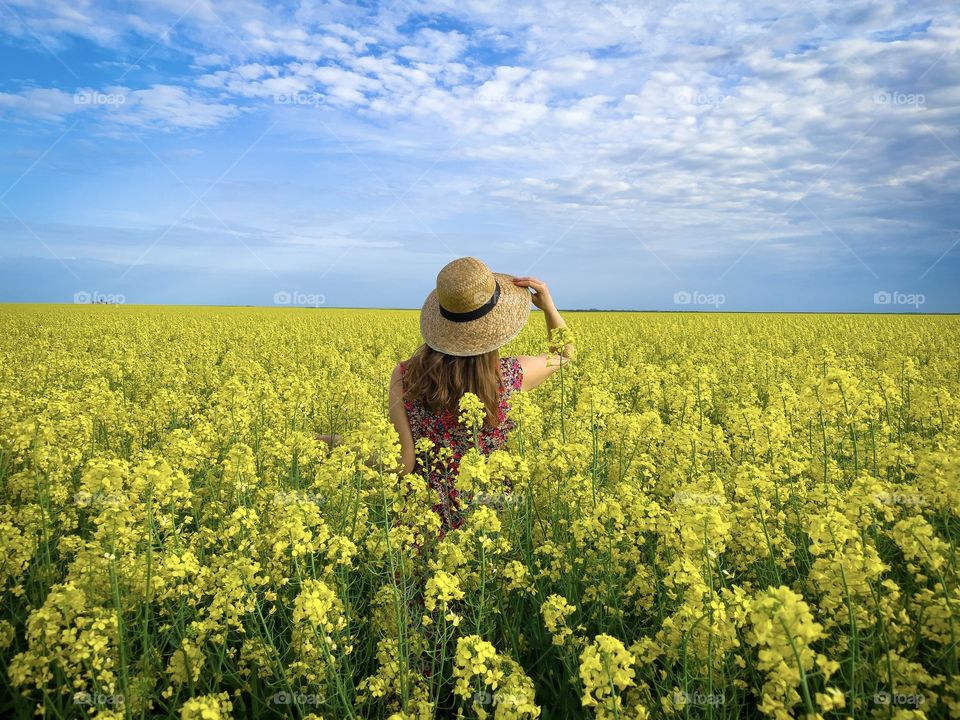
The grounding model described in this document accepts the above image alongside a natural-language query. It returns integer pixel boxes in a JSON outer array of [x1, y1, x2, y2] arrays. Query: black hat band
[[439, 281, 501, 322]]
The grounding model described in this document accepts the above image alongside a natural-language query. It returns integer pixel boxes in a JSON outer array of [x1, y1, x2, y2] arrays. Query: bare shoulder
[[389, 363, 409, 408], [391, 362, 408, 389], [515, 355, 538, 371]]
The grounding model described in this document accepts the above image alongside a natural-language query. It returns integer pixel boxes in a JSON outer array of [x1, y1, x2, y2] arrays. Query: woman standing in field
[[390, 256, 575, 534], [322, 257, 575, 533]]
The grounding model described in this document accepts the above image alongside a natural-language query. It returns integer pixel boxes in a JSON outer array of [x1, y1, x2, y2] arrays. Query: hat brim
[[420, 273, 532, 356]]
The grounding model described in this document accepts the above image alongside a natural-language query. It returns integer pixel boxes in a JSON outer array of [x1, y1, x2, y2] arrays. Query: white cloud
[[124, 84, 240, 129], [398, 29, 468, 64], [0, 87, 77, 122]]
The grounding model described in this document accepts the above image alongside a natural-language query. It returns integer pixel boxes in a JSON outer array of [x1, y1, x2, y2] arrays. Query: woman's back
[[400, 356, 523, 457], [379, 257, 575, 536], [399, 356, 523, 533]]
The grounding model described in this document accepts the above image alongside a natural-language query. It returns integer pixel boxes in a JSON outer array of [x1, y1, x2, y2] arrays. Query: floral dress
[[398, 356, 523, 535]]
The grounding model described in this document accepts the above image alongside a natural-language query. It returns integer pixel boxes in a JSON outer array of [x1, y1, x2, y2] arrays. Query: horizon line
[[1, 302, 958, 316]]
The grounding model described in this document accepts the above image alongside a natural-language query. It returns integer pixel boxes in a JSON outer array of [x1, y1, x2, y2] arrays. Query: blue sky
[[1, 0, 958, 311]]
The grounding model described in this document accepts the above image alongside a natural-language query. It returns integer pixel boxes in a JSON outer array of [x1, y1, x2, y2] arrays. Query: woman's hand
[[512, 276, 555, 311], [513, 275, 574, 391]]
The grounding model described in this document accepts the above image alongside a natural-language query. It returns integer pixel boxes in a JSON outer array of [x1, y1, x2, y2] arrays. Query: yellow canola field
[[1, 305, 958, 720]]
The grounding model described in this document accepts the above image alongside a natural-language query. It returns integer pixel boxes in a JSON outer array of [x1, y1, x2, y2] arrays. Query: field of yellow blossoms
[[1, 305, 958, 720]]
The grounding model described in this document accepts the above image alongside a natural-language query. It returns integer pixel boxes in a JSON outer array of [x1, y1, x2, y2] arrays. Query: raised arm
[[511, 276, 575, 391]]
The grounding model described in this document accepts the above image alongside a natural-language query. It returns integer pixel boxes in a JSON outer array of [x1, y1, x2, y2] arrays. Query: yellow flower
[[458, 392, 487, 435], [293, 578, 344, 635], [424, 570, 465, 613], [180, 692, 233, 720], [579, 634, 636, 719], [746, 586, 834, 719], [453, 635, 540, 719], [540, 594, 576, 646]]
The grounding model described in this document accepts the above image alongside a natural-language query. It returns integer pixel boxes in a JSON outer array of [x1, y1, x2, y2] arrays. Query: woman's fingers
[[315, 433, 340, 449], [513, 276, 547, 293]]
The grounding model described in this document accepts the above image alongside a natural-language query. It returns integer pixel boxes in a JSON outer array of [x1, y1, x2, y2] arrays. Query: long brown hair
[[403, 345, 503, 427]]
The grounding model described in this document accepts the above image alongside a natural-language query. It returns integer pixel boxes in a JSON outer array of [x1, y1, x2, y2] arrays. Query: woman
[[389, 256, 575, 533], [319, 257, 573, 531]]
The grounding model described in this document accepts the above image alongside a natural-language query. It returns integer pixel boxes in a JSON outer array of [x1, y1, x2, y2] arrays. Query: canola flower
[[578, 634, 638, 718], [540, 594, 577, 647], [0, 305, 958, 718]]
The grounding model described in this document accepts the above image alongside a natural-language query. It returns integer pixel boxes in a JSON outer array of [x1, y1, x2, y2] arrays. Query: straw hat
[[420, 257, 532, 356]]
